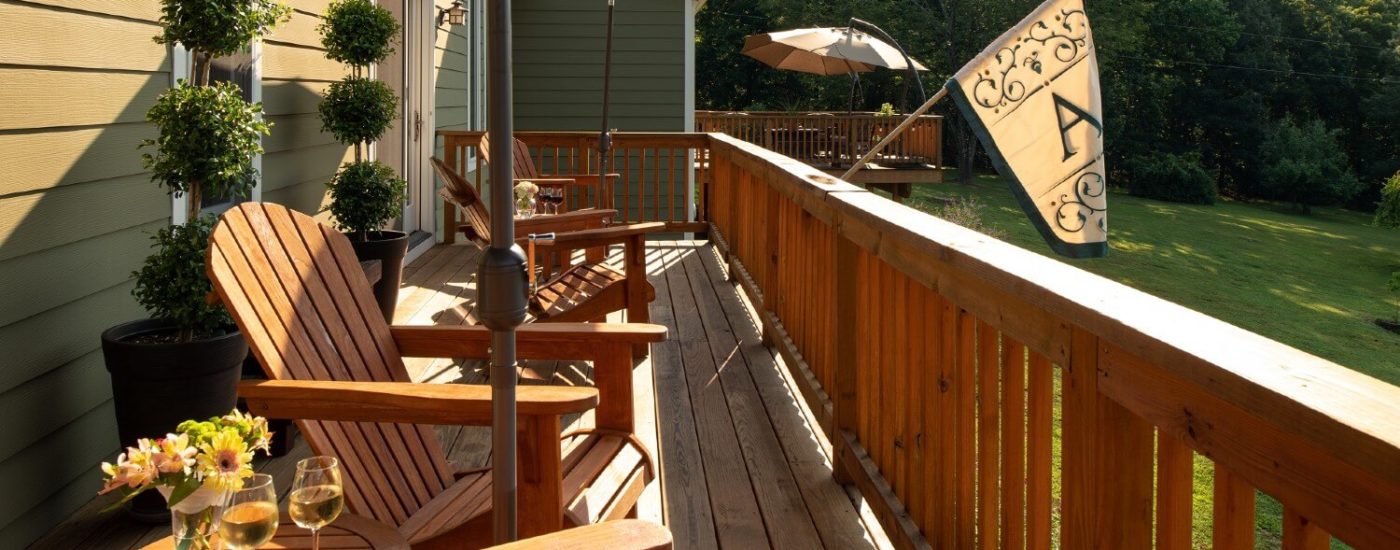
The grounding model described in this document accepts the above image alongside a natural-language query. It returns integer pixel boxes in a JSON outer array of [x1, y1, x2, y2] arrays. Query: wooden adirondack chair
[[479, 134, 620, 212], [207, 202, 665, 549], [431, 157, 658, 325]]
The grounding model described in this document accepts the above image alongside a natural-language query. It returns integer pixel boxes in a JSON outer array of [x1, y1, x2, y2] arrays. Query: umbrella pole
[[598, 0, 616, 204], [845, 70, 858, 167], [847, 17, 925, 103], [841, 86, 947, 181], [481, 0, 526, 544]]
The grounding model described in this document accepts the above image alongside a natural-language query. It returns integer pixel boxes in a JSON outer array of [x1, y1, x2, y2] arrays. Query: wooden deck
[[30, 241, 888, 550]]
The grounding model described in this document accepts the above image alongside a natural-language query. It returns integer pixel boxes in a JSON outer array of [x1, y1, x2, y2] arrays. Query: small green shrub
[[1389, 271, 1400, 323], [1257, 117, 1362, 213], [931, 197, 1007, 240], [132, 215, 231, 340], [141, 80, 272, 203], [875, 102, 898, 117], [319, 0, 400, 66], [1124, 151, 1218, 205], [318, 76, 397, 147], [154, 0, 290, 58], [1374, 171, 1400, 228], [327, 161, 407, 240]]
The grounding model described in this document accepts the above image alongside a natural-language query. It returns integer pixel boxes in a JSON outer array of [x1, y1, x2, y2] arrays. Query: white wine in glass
[[220, 473, 278, 549], [291, 456, 343, 550]]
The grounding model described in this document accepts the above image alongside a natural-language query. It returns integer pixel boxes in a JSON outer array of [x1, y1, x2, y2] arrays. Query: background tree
[[695, 0, 1400, 211]]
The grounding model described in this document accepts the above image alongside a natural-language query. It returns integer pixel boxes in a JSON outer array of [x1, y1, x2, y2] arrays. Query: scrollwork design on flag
[[971, 8, 1090, 111], [1055, 170, 1107, 234]]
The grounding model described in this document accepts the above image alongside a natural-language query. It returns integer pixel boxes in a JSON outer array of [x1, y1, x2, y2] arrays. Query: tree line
[[697, 0, 1400, 213]]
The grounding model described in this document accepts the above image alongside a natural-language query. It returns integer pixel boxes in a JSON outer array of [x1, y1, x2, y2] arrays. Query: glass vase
[[161, 486, 227, 550]]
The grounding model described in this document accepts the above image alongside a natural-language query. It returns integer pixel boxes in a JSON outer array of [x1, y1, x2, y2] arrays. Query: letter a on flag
[[946, 0, 1107, 258]]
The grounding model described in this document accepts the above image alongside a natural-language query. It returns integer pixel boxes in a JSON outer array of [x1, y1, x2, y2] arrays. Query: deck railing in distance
[[437, 131, 711, 243], [696, 110, 943, 169], [703, 131, 1400, 549]]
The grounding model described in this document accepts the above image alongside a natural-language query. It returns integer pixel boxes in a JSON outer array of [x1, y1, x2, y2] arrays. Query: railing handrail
[[697, 110, 944, 120], [704, 130, 1400, 547]]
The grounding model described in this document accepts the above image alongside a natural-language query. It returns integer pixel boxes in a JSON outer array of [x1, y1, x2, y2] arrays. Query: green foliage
[[326, 161, 407, 239], [318, 77, 397, 147], [154, 0, 290, 58], [319, 0, 400, 67], [141, 81, 271, 201], [1389, 271, 1400, 322], [1258, 117, 1362, 213], [131, 216, 231, 340], [1125, 152, 1218, 205], [875, 102, 897, 117], [1375, 172, 1400, 228]]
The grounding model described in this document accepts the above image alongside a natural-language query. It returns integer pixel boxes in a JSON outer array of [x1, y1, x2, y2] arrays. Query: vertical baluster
[[956, 310, 978, 545], [1282, 508, 1329, 549], [1001, 336, 1027, 550], [1212, 464, 1256, 550], [668, 148, 677, 222], [1156, 432, 1194, 550], [891, 271, 909, 501], [1027, 351, 1052, 550], [935, 296, 957, 548], [977, 321, 1001, 550]]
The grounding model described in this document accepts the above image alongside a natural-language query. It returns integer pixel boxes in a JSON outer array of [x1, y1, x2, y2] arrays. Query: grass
[[899, 174, 1400, 548], [904, 174, 1400, 385]]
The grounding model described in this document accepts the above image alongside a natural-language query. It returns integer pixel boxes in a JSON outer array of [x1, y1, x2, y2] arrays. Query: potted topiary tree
[[99, 0, 288, 522], [318, 0, 408, 320]]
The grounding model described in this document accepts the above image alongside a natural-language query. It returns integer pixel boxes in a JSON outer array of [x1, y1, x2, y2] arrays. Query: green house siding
[[0, 1, 350, 546], [0, 2, 170, 546], [512, 0, 689, 132]]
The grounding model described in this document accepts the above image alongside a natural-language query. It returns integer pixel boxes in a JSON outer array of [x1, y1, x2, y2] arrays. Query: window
[[170, 43, 263, 223]]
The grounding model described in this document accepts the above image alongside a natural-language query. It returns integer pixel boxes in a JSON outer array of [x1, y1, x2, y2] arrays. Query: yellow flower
[[151, 433, 197, 475], [196, 429, 253, 493]]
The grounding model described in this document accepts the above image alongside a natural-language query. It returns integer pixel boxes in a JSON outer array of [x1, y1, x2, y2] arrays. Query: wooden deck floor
[[31, 241, 888, 550]]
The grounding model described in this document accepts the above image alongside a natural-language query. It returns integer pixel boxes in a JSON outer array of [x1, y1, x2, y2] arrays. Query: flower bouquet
[[514, 180, 540, 218], [99, 409, 273, 549]]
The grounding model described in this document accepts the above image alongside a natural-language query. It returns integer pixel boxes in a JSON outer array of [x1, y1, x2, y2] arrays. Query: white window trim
[[170, 41, 264, 225]]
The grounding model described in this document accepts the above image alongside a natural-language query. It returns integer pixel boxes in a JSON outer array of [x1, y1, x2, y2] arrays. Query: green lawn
[[903, 174, 1400, 385]]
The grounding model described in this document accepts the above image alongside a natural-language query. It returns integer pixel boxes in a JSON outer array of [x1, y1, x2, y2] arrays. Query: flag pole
[[840, 86, 947, 181]]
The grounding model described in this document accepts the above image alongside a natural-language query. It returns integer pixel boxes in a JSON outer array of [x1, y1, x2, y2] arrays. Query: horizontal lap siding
[[433, 0, 478, 237], [0, 1, 344, 546], [511, 0, 688, 222], [0, 2, 169, 547]]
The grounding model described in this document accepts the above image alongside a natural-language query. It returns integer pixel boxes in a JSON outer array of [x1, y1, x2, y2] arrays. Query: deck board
[[31, 241, 887, 550]]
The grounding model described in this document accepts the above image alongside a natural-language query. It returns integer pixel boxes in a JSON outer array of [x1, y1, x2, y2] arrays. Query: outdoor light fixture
[[438, 0, 467, 26]]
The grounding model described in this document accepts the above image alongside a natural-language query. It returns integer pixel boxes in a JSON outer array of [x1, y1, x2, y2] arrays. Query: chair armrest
[[516, 177, 579, 186], [516, 209, 617, 235], [486, 520, 673, 550], [238, 380, 597, 425], [534, 222, 666, 249], [390, 323, 667, 360]]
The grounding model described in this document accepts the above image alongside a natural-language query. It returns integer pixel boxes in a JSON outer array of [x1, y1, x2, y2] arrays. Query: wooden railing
[[696, 111, 943, 168], [703, 131, 1400, 549], [437, 131, 710, 242]]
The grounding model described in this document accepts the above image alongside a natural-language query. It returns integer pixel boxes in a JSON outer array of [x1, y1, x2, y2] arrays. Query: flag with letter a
[[946, 0, 1107, 258]]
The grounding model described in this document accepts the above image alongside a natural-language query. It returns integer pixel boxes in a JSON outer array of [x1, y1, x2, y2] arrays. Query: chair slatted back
[[207, 202, 457, 528], [431, 156, 493, 246], [479, 133, 542, 180]]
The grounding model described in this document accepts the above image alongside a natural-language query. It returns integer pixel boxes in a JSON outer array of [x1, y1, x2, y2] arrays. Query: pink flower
[[150, 433, 197, 475], [98, 440, 158, 495]]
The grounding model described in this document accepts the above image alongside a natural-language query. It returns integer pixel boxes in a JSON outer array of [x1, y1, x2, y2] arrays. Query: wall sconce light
[[438, 0, 467, 26]]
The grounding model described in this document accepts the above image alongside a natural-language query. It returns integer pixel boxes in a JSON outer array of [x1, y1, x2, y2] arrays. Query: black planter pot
[[347, 230, 409, 322], [101, 318, 247, 522]]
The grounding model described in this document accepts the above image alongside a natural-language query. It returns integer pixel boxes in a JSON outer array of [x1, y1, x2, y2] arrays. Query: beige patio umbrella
[[741, 27, 928, 76]]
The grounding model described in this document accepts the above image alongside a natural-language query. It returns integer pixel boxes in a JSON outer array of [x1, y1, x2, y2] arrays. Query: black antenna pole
[[598, 0, 616, 201]]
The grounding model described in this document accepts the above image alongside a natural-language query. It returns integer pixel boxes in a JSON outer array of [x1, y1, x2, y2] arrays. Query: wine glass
[[219, 473, 278, 549], [290, 456, 344, 550]]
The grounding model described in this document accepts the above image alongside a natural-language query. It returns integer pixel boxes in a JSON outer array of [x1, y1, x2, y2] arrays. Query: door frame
[[405, 0, 436, 237]]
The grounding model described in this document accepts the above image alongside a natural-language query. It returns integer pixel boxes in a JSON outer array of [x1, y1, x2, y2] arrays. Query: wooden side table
[[140, 512, 407, 550]]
